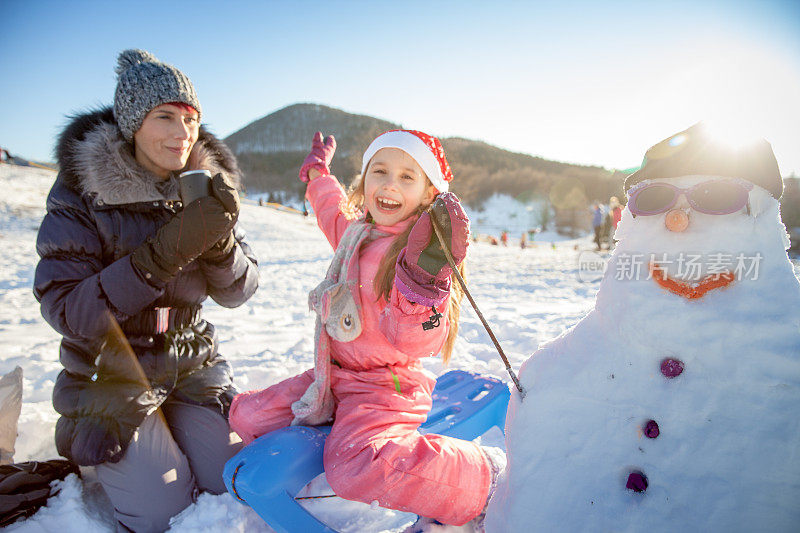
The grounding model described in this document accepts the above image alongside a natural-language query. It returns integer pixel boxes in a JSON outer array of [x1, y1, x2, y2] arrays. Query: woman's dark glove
[[132, 174, 238, 284], [207, 172, 240, 218], [199, 231, 236, 262], [199, 174, 240, 262]]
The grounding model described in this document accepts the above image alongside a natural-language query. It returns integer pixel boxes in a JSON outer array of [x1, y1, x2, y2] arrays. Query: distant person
[[33, 49, 258, 531], [501, 230, 509, 246], [608, 196, 622, 246], [520, 232, 527, 249], [600, 202, 613, 249], [230, 130, 505, 529], [592, 202, 604, 250], [610, 196, 622, 228]]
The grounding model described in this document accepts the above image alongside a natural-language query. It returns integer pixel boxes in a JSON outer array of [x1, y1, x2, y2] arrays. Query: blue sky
[[2, 0, 799, 174]]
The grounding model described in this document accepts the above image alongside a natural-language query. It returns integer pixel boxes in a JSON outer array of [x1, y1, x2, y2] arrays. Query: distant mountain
[[224, 104, 395, 203], [224, 103, 626, 215]]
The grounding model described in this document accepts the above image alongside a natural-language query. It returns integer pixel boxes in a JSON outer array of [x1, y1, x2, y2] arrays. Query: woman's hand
[[132, 174, 238, 283], [299, 131, 336, 182], [395, 192, 470, 306]]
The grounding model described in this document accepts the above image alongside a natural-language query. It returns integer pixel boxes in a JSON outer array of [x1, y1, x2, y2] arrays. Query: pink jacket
[[306, 174, 449, 372], [230, 175, 491, 525]]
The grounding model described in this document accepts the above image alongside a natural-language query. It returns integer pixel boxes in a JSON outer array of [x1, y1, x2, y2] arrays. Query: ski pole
[[428, 210, 526, 399]]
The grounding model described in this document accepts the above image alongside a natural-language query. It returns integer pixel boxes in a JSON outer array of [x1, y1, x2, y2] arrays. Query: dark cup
[[179, 170, 212, 205]]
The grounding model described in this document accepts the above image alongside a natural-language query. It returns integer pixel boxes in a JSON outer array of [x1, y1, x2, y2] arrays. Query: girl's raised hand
[[299, 131, 337, 182], [395, 192, 470, 306]]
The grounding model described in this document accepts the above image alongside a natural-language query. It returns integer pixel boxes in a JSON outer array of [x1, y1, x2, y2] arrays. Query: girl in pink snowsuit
[[230, 130, 503, 526]]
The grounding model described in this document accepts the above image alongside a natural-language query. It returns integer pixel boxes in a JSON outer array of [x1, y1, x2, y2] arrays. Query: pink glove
[[395, 192, 470, 307], [299, 131, 336, 182]]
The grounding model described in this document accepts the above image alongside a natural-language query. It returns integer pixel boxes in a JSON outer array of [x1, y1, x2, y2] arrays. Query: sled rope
[[294, 494, 339, 500], [428, 210, 526, 399], [230, 463, 246, 502]]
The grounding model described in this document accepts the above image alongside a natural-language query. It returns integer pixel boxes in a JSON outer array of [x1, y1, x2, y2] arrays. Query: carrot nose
[[665, 209, 689, 232]]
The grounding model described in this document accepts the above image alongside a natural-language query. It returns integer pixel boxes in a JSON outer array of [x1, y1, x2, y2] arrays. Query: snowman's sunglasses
[[628, 179, 753, 216]]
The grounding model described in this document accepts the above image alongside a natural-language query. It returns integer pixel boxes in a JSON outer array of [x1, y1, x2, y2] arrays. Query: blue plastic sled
[[223, 370, 510, 533]]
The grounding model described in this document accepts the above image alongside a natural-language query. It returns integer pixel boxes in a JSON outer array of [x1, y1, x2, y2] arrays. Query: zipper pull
[[422, 306, 443, 331]]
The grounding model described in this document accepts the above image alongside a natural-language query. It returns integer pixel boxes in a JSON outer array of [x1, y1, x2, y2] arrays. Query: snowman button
[[661, 358, 684, 378], [626, 471, 648, 492], [644, 420, 660, 438]]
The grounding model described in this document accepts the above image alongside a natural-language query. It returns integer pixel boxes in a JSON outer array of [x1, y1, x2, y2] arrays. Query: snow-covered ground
[[464, 193, 561, 243], [2, 164, 798, 532]]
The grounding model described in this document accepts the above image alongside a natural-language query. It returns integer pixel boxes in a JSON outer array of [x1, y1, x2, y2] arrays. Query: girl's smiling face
[[364, 147, 437, 226]]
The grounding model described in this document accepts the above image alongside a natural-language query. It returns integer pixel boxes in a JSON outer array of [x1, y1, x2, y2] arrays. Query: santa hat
[[361, 130, 454, 192]]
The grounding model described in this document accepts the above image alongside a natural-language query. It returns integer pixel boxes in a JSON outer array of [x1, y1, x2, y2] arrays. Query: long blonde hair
[[343, 173, 465, 365]]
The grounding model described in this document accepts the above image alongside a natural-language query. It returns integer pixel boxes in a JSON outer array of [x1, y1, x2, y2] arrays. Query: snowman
[[486, 123, 800, 532]]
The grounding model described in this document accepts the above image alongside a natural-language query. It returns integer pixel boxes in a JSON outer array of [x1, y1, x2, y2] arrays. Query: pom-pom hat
[[113, 49, 202, 142], [361, 130, 454, 193]]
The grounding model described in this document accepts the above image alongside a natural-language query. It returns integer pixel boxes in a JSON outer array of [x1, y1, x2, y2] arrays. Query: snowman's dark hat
[[625, 122, 783, 198]]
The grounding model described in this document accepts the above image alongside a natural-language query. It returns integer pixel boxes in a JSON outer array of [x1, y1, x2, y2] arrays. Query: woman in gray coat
[[34, 49, 258, 531]]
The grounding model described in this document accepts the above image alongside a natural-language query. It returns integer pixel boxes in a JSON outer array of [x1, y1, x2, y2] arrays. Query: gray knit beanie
[[113, 49, 202, 142]]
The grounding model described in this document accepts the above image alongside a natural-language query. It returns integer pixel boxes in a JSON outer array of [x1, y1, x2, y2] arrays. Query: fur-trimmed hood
[[55, 107, 242, 205]]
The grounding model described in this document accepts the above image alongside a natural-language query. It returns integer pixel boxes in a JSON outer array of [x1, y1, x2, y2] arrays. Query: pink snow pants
[[230, 364, 491, 525]]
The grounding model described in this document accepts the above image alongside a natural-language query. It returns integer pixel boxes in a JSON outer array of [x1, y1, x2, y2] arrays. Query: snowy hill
[[2, 163, 798, 532], [224, 103, 402, 199], [225, 103, 398, 157]]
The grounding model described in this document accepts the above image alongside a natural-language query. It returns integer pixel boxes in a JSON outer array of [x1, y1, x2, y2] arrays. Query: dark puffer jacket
[[34, 108, 259, 466]]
